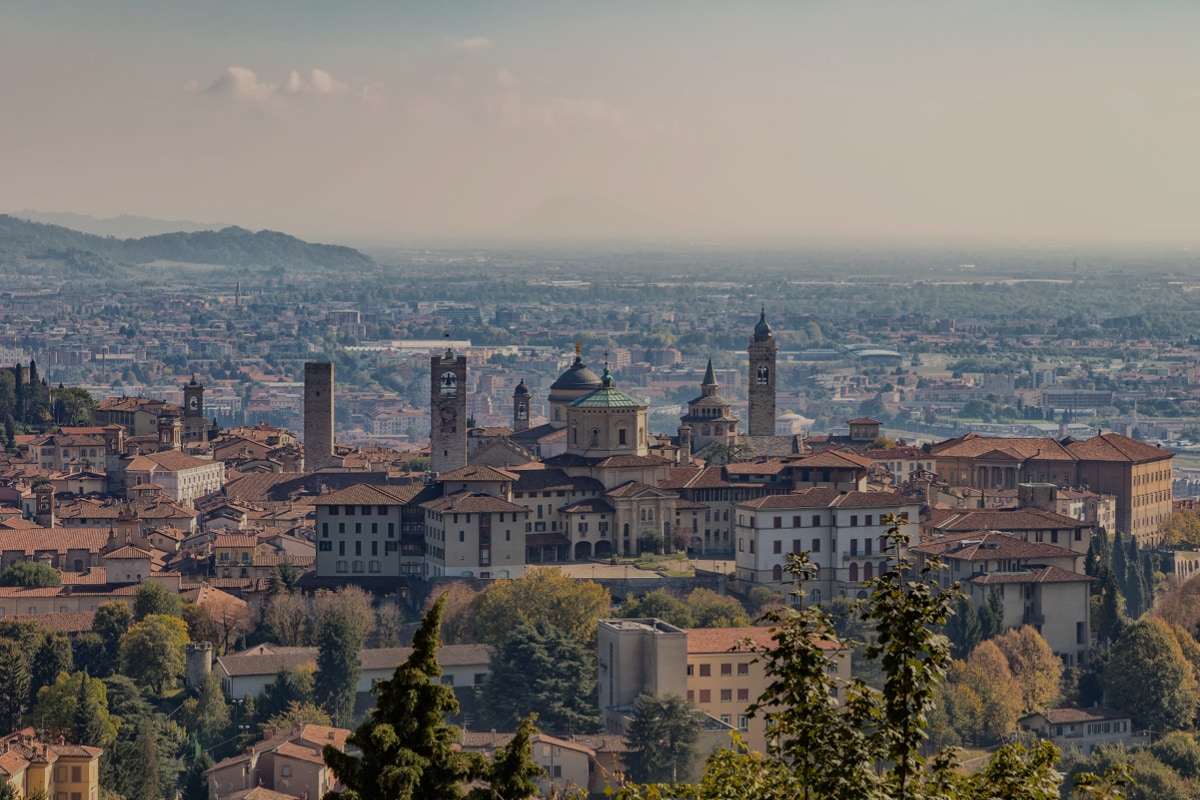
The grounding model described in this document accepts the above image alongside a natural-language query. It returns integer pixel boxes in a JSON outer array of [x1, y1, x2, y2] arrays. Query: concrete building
[[303, 362, 335, 471]]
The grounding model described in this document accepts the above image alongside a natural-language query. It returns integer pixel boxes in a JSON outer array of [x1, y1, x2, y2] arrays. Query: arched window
[[849, 562, 859, 582], [772, 564, 783, 582], [863, 562, 874, 581], [571, 424, 578, 445], [810, 588, 822, 604], [879, 560, 888, 576], [591, 428, 600, 447]]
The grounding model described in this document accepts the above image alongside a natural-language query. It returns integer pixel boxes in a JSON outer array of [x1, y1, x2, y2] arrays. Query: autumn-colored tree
[[1163, 508, 1200, 548], [992, 626, 1062, 714], [1102, 617, 1198, 732], [471, 568, 611, 647]]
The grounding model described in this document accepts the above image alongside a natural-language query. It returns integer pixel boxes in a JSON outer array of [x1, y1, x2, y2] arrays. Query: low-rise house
[[460, 731, 598, 798], [1019, 707, 1139, 753], [205, 724, 349, 800], [0, 728, 102, 800]]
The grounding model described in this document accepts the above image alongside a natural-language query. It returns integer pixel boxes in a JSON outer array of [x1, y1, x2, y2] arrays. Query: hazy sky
[[3, 1, 1200, 245]]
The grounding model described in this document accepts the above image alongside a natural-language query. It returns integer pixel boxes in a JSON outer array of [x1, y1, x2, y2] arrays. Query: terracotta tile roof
[[724, 460, 789, 476], [422, 492, 528, 514], [214, 534, 260, 549], [737, 487, 842, 510], [0, 527, 113, 555], [308, 483, 422, 506], [832, 491, 912, 508], [968, 565, 1093, 585], [1030, 706, 1129, 725], [271, 741, 326, 764], [912, 531, 1080, 560], [561, 498, 615, 514], [1066, 432, 1173, 463], [7, 611, 95, 634], [137, 450, 220, 471], [605, 481, 673, 499], [928, 508, 1090, 533], [512, 469, 577, 492], [0, 749, 28, 776], [226, 788, 300, 800], [103, 545, 153, 559], [929, 433, 1076, 461], [437, 465, 519, 482]]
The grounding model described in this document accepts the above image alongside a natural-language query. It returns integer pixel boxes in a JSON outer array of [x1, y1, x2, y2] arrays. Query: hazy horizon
[[5, 1, 1200, 248]]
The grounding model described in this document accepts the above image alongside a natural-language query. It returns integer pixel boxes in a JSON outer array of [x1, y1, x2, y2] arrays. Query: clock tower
[[183, 374, 205, 442], [430, 349, 468, 474], [748, 309, 778, 436]]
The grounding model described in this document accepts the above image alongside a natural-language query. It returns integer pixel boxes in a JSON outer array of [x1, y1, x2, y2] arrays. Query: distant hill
[[0, 214, 375, 275], [12, 210, 227, 238]]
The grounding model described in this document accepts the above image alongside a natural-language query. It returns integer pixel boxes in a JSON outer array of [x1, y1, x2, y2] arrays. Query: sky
[[2, 1, 1200, 246]]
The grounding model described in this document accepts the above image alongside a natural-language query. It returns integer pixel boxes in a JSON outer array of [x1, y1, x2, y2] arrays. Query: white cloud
[[206, 66, 278, 102], [203, 66, 361, 105], [451, 36, 494, 51]]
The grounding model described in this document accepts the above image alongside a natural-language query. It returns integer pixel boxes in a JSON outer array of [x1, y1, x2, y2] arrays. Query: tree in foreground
[[622, 691, 701, 784], [119, 613, 189, 694], [322, 593, 541, 800], [0, 561, 61, 587], [616, 519, 1128, 800]]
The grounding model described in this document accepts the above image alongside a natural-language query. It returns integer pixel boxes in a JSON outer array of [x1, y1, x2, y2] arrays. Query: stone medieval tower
[[304, 361, 335, 470], [747, 309, 778, 436], [431, 349, 468, 473], [183, 375, 205, 443]]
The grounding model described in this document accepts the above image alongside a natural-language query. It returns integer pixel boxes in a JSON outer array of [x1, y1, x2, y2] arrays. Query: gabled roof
[[437, 465, 519, 482], [927, 507, 1091, 533], [605, 481, 676, 500], [421, 491, 527, 514], [968, 565, 1093, 585], [1066, 432, 1173, 463], [912, 531, 1079, 561], [309, 483, 423, 506], [102, 545, 153, 560]]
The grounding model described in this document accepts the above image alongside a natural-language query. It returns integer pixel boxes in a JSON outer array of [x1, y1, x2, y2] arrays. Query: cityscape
[[4, 2, 1200, 799]]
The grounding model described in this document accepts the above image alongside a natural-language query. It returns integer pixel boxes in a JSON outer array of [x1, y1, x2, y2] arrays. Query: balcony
[[1024, 611, 1045, 626]]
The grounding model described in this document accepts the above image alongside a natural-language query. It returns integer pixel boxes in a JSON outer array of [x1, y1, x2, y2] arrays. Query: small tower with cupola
[[748, 309, 778, 436]]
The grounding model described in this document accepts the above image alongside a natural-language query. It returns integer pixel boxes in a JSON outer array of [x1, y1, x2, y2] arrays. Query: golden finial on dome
[[575, 339, 583, 358]]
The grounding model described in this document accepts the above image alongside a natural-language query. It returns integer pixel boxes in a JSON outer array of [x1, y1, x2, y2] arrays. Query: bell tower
[[748, 308, 778, 436], [430, 349, 468, 474], [512, 379, 531, 432], [183, 374, 205, 442]]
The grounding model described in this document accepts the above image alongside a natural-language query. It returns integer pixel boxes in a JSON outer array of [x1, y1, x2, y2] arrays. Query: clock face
[[440, 371, 458, 394]]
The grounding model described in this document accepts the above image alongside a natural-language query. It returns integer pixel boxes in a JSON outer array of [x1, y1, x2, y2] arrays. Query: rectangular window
[[737, 688, 749, 702], [721, 663, 732, 676], [773, 517, 782, 529], [720, 689, 732, 703], [338, 522, 345, 534], [388, 522, 395, 537], [737, 663, 749, 676], [700, 663, 711, 677], [372, 522, 378, 534], [319, 541, 332, 551], [355, 522, 362, 534], [687, 690, 694, 702], [686, 664, 694, 676], [737, 714, 748, 730], [345, 505, 355, 516], [322, 523, 328, 537], [330, 505, 339, 515], [699, 689, 711, 703], [865, 515, 873, 526], [812, 514, 821, 526], [355, 541, 362, 556], [377, 505, 388, 516], [338, 541, 345, 556], [812, 538, 820, 553], [793, 515, 802, 527], [773, 540, 782, 554], [361, 505, 371, 516], [459, 531, 465, 542], [850, 515, 858, 526]]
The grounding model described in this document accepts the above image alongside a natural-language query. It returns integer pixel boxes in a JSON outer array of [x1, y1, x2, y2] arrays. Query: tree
[[0, 639, 30, 731], [622, 691, 701, 784], [992, 626, 1062, 714], [263, 591, 311, 647], [0, 561, 61, 587], [93, 601, 133, 665], [1095, 566, 1125, 644], [133, 580, 182, 620], [470, 568, 612, 647], [71, 632, 109, 678], [264, 700, 331, 732], [181, 601, 220, 648], [687, 588, 751, 628], [181, 752, 214, 800], [979, 589, 1006, 640], [945, 596, 982, 660], [267, 559, 301, 597], [1102, 617, 1198, 732], [180, 671, 230, 748], [480, 621, 600, 735], [472, 715, 543, 800], [314, 594, 369, 725], [257, 667, 317, 726], [119, 614, 189, 694], [30, 630, 73, 702], [1164, 509, 1200, 549], [29, 671, 118, 748], [617, 589, 694, 628], [428, 582, 481, 645], [322, 594, 488, 800], [949, 641, 1023, 743]]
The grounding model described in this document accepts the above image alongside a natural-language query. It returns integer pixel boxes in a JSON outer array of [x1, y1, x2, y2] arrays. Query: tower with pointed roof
[[183, 374, 206, 443], [748, 309, 778, 436], [678, 358, 739, 455], [431, 348, 468, 473], [512, 379, 531, 433]]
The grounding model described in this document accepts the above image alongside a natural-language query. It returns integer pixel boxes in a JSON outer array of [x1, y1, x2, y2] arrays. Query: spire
[[702, 358, 717, 387], [754, 308, 772, 339]]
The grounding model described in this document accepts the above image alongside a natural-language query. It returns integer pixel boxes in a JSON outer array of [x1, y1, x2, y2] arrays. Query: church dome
[[754, 309, 772, 338], [513, 379, 531, 397], [550, 357, 602, 393]]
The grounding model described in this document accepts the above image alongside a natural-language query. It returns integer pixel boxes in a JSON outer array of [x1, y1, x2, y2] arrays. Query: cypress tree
[[0, 639, 30, 732], [945, 596, 983, 660], [1111, 530, 1128, 599]]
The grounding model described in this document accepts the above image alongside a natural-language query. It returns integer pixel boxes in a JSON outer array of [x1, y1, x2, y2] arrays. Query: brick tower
[[512, 378, 531, 433], [431, 349, 468, 473], [747, 309, 778, 436], [304, 361, 335, 470]]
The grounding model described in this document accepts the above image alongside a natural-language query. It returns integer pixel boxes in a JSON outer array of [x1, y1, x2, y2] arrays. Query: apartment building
[[732, 488, 921, 602]]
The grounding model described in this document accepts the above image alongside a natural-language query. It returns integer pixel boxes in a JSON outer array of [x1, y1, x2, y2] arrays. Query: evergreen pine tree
[[1095, 567, 1125, 644], [73, 671, 112, 748], [323, 594, 537, 800], [1111, 530, 1128, 598], [0, 639, 30, 731], [31, 631, 73, 704], [979, 591, 1006, 640], [945, 596, 983, 660], [133, 717, 160, 800]]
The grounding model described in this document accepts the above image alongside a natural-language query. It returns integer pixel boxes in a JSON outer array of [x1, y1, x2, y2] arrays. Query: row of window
[[327, 505, 392, 516], [687, 662, 750, 677], [333, 560, 383, 573], [688, 688, 751, 704]]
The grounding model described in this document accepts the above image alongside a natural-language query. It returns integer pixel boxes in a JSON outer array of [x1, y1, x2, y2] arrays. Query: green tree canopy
[[1102, 617, 1198, 732], [480, 620, 600, 735], [470, 568, 612, 647], [30, 670, 119, 748], [0, 561, 61, 587], [119, 614, 189, 694], [133, 580, 183, 620], [622, 691, 701, 784]]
